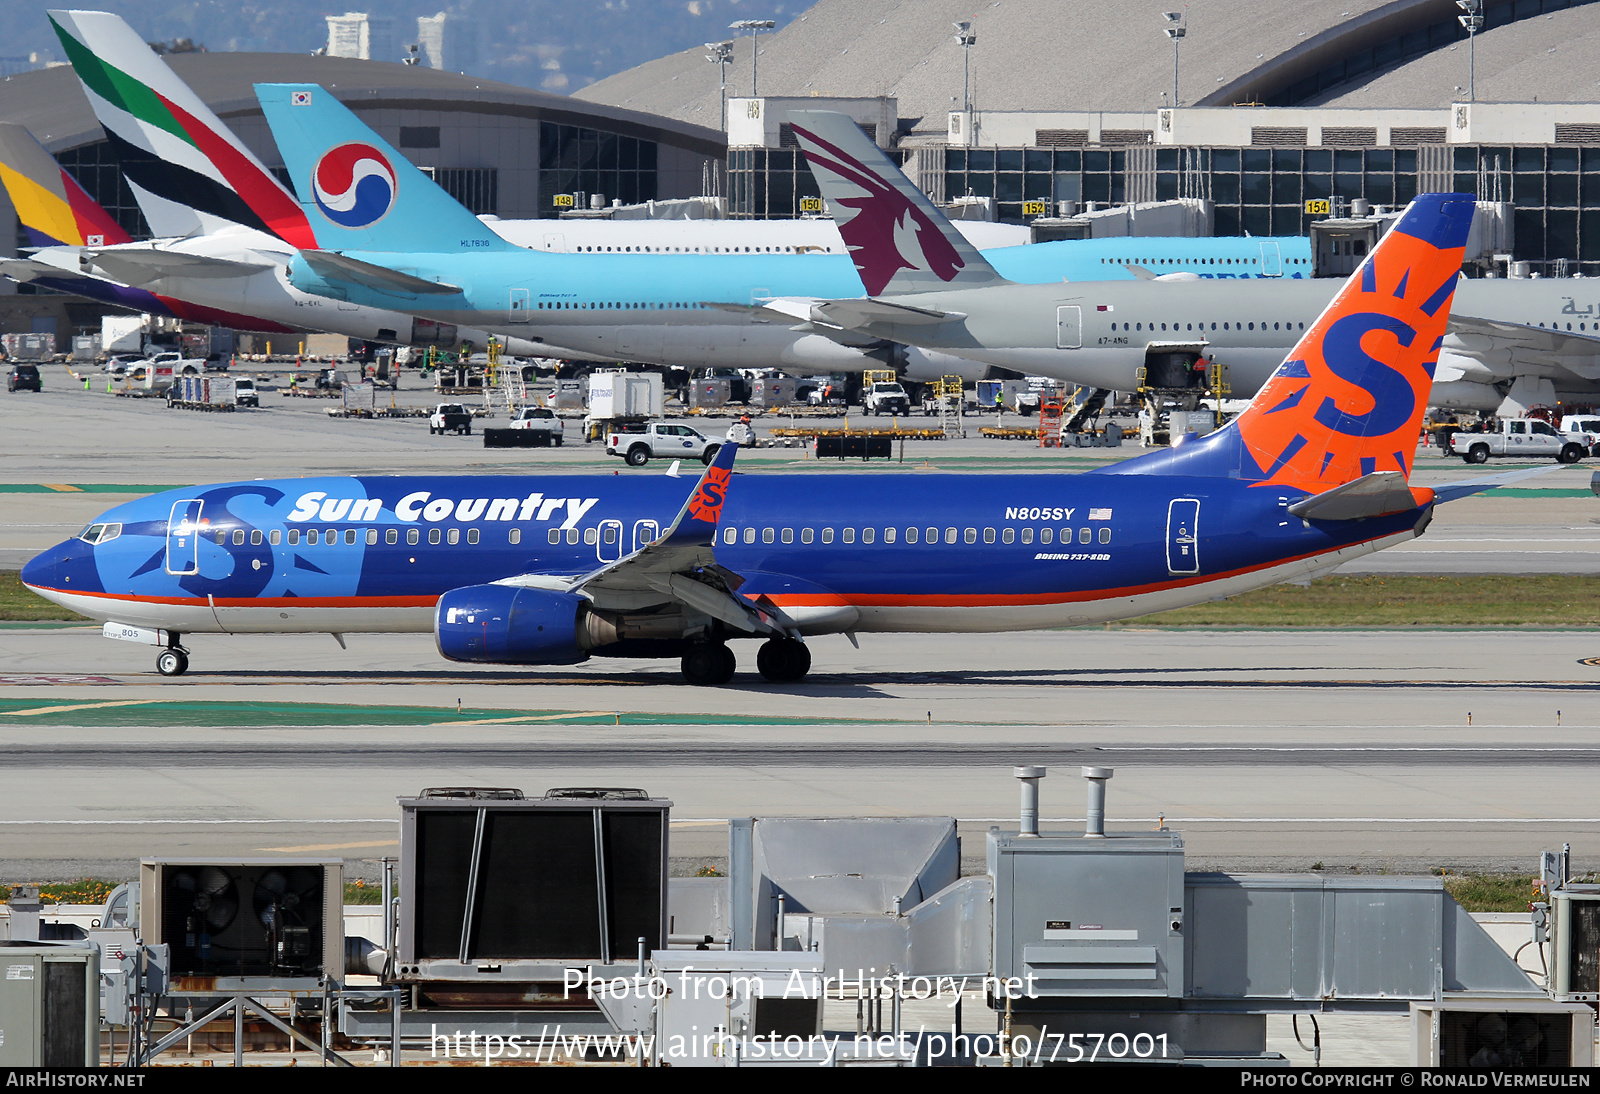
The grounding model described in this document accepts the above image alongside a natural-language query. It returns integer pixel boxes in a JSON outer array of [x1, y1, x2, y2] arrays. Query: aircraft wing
[[501, 440, 798, 638], [741, 295, 963, 332], [301, 249, 462, 296], [1446, 313, 1600, 382], [0, 257, 72, 281], [86, 248, 273, 284]]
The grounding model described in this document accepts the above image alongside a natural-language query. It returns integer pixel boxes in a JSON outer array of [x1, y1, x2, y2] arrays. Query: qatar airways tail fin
[[786, 109, 1005, 296], [48, 9, 316, 246], [256, 83, 512, 255], [1107, 192, 1476, 499], [0, 123, 130, 248]]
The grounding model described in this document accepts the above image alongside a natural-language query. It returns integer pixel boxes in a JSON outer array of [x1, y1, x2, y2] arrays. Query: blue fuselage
[[23, 467, 1421, 647]]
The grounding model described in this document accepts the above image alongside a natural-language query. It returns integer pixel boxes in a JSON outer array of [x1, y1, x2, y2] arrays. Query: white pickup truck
[[507, 406, 563, 444], [1451, 418, 1588, 464], [606, 421, 721, 466]]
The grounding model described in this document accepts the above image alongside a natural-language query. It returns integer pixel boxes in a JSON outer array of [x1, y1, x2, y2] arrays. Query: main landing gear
[[679, 638, 813, 685], [756, 637, 811, 683], [156, 634, 189, 677]]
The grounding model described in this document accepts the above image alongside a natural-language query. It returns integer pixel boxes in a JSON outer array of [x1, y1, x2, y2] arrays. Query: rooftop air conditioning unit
[[1552, 886, 1600, 1002], [139, 859, 342, 990]]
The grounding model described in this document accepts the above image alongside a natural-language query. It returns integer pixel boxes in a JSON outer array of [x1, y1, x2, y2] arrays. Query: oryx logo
[[311, 143, 397, 229]]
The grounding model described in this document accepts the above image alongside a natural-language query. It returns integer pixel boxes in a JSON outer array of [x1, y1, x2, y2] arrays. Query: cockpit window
[[78, 523, 122, 545]]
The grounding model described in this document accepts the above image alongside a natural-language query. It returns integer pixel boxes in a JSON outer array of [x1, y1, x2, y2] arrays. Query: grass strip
[[1133, 575, 1600, 628], [0, 571, 89, 621]]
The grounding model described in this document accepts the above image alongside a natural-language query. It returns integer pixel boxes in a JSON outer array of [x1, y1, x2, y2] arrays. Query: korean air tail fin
[[48, 9, 316, 246], [256, 83, 512, 254], [1105, 192, 1476, 498], [786, 110, 1006, 296], [0, 123, 129, 248]]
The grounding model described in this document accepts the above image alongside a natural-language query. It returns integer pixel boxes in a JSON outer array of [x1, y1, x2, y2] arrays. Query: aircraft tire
[[757, 638, 810, 683], [681, 642, 729, 686], [156, 648, 189, 677], [713, 644, 737, 685]]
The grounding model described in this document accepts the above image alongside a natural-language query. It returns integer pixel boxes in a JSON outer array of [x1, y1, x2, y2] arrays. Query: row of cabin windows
[[538, 300, 707, 310], [1097, 256, 1310, 267], [722, 526, 1113, 546], [218, 525, 622, 548], [571, 244, 828, 254], [1114, 321, 1308, 333]]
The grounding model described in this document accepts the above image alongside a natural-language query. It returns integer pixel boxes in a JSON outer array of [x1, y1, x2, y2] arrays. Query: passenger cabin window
[[386, 529, 398, 544], [822, 528, 835, 544], [250, 530, 263, 546], [548, 529, 561, 544], [1002, 528, 1015, 544], [744, 527, 757, 544], [584, 528, 598, 545], [407, 529, 419, 545], [566, 528, 580, 545], [1040, 528, 1053, 544], [781, 528, 794, 544], [216, 530, 227, 545], [964, 528, 977, 544], [801, 528, 814, 544], [1021, 527, 1034, 544], [346, 529, 358, 545], [983, 528, 996, 544], [467, 529, 480, 545], [509, 528, 521, 545], [906, 527, 919, 544], [945, 528, 957, 544], [883, 527, 896, 544], [307, 530, 319, 545], [842, 528, 855, 544], [429, 529, 442, 545], [861, 528, 874, 544], [763, 528, 775, 544], [449, 529, 461, 545], [724, 528, 737, 545], [289, 529, 301, 545], [270, 530, 282, 546], [1099, 527, 1112, 544]]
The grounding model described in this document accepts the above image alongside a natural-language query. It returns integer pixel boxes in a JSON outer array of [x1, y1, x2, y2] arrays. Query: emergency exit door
[[1055, 305, 1082, 349], [165, 500, 203, 576], [1166, 499, 1200, 574]]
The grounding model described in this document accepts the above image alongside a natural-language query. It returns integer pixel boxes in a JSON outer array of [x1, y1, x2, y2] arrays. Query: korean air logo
[[311, 143, 397, 229]]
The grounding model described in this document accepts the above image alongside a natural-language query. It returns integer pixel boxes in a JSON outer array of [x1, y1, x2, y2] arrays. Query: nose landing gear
[[156, 635, 189, 677]]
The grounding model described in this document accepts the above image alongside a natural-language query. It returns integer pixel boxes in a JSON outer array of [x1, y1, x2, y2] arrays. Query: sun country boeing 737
[[21, 192, 1545, 685]]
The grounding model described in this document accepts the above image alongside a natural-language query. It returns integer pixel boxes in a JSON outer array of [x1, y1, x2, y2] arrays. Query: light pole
[[705, 40, 733, 130], [1162, 12, 1186, 108], [729, 19, 775, 97], [1456, 0, 1482, 102], [953, 21, 977, 114]]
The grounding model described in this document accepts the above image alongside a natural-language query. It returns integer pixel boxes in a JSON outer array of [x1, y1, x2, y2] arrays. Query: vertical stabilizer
[[786, 109, 1004, 296], [0, 123, 130, 247], [256, 83, 511, 254], [48, 9, 316, 246], [1107, 193, 1476, 493]]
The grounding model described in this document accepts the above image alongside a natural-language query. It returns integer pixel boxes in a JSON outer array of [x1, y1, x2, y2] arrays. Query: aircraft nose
[[21, 537, 97, 595]]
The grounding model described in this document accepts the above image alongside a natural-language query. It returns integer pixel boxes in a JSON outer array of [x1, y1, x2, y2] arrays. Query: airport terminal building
[[581, 0, 1600, 275]]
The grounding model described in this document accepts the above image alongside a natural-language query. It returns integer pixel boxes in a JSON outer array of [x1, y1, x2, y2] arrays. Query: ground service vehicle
[[508, 406, 564, 445], [864, 381, 911, 416], [429, 403, 473, 435], [8, 363, 41, 392], [1451, 418, 1587, 464], [607, 421, 720, 466]]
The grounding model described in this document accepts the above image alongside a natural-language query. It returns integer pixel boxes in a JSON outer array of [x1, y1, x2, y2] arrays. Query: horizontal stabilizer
[[87, 248, 272, 284], [1286, 471, 1422, 521], [1430, 462, 1570, 504], [301, 249, 461, 296]]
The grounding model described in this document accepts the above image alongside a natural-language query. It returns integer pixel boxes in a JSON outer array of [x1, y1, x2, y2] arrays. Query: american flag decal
[[291, 91, 312, 106], [1088, 508, 1113, 520]]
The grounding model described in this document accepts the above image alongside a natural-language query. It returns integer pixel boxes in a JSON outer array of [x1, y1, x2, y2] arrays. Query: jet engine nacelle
[[899, 348, 992, 383], [434, 583, 591, 665]]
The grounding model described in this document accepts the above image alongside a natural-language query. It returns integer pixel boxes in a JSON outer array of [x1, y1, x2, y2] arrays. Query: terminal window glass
[[508, 528, 520, 545], [408, 529, 419, 546], [288, 529, 300, 545], [448, 529, 461, 546], [566, 528, 580, 545], [429, 529, 442, 545], [822, 528, 835, 544], [548, 529, 561, 544], [801, 528, 814, 544]]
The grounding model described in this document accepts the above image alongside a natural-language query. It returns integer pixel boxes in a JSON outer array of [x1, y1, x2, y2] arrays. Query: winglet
[[656, 440, 739, 546], [787, 110, 1005, 296]]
